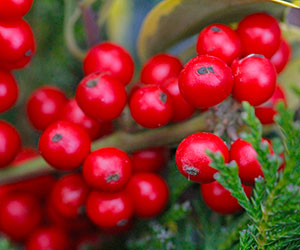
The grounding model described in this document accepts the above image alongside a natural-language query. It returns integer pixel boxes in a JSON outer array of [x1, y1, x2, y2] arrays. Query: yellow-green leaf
[[279, 57, 300, 109], [137, 0, 289, 62]]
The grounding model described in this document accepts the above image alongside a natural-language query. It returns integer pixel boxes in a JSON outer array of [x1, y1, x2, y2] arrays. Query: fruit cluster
[[176, 12, 289, 214], [0, 4, 292, 249]]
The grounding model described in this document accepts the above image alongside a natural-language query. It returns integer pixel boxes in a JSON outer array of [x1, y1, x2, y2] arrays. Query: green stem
[[0, 114, 208, 185], [64, 0, 86, 60]]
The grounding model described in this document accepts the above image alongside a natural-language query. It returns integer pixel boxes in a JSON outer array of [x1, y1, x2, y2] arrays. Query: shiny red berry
[[196, 24, 242, 65], [230, 138, 273, 185], [270, 39, 292, 74], [131, 147, 169, 173], [179, 55, 233, 108], [76, 72, 127, 121], [176, 132, 229, 183], [126, 173, 169, 218], [129, 85, 173, 128], [86, 191, 134, 228], [83, 42, 134, 85], [39, 121, 91, 170], [255, 84, 287, 125], [160, 77, 195, 122], [0, 71, 18, 113], [0, 120, 21, 168], [232, 54, 277, 106], [27, 86, 68, 131], [51, 174, 89, 219], [0, 19, 35, 69], [0, 0, 33, 20], [141, 53, 183, 85], [83, 147, 132, 191], [60, 99, 103, 140], [26, 226, 70, 250], [0, 192, 42, 241], [201, 181, 252, 214], [237, 13, 281, 58]]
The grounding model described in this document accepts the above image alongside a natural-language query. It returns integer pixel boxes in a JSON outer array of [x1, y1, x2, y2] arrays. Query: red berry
[[0, 0, 33, 20], [83, 147, 132, 191], [0, 192, 42, 241], [76, 72, 127, 121], [230, 138, 273, 185], [83, 42, 134, 85], [0, 120, 21, 168], [60, 99, 103, 140], [270, 39, 292, 74], [232, 54, 277, 106], [196, 24, 242, 65], [0, 71, 18, 113], [0, 19, 35, 69], [126, 173, 169, 218], [176, 132, 229, 183], [179, 55, 233, 108], [39, 121, 91, 171], [255, 85, 287, 125], [27, 87, 68, 131], [141, 53, 183, 85], [45, 199, 92, 234], [131, 147, 169, 173], [237, 13, 281, 58], [201, 181, 252, 214], [51, 174, 89, 219], [86, 191, 134, 228], [129, 85, 173, 128], [160, 77, 195, 122], [26, 226, 70, 250]]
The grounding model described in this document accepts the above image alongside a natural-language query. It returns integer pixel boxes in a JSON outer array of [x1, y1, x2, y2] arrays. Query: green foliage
[[0, 238, 15, 250]]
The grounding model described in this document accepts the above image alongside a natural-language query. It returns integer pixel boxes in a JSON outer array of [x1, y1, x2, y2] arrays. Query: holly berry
[[26, 86, 68, 131], [60, 99, 103, 140], [51, 174, 89, 219], [0, 121, 21, 168], [160, 77, 195, 122], [83, 42, 134, 86], [201, 181, 252, 214], [255, 85, 287, 125], [230, 138, 273, 185], [0, 0, 34, 20], [26, 226, 70, 250], [196, 24, 242, 65], [76, 72, 127, 121], [237, 13, 281, 58], [129, 85, 173, 128], [0, 19, 35, 69], [270, 39, 292, 74], [39, 120, 91, 171], [179, 55, 233, 108], [83, 147, 132, 191], [0, 71, 18, 113], [131, 147, 169, 173], [141, 53, 183, 85], [232, 54, 277, 106], [126, 173, 169, 218], [86, 191, 134, 228], [176, 132, 229, 183], [0, 192, 42, 241]]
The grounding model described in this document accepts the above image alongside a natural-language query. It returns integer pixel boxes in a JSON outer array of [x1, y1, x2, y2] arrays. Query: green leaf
[[137, 0, 288, 62]]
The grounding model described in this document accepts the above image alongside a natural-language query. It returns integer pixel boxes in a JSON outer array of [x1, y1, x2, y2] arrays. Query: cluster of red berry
[[176, 12, 290, 214], [0, 3, 292, 248]]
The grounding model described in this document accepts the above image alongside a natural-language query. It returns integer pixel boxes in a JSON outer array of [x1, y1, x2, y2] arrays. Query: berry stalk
[[0, 113, 208, 184]]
